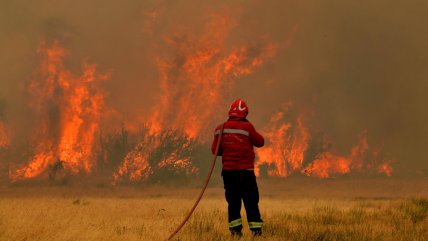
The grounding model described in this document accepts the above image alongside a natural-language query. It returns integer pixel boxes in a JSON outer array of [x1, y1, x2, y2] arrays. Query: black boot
[[230, 226, 243, 237], [251, 228, 262, 236]]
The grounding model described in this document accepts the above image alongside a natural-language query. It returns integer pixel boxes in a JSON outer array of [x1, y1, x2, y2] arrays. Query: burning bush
[[113, 126, 199, 184]]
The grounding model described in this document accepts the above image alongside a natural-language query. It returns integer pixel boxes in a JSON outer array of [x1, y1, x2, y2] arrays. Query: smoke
[[0, 95, 6, 121], [0, 0, 427, 181]]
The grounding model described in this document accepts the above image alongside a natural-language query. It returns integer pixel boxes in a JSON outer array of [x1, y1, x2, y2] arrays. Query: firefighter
[[211, 99, 264, 237]]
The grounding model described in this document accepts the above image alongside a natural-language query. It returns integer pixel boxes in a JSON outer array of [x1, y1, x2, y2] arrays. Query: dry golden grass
[[0, 177, 427, 241]]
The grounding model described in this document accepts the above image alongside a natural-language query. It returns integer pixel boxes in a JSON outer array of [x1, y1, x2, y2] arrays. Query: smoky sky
[[0, 0, 427, 172]]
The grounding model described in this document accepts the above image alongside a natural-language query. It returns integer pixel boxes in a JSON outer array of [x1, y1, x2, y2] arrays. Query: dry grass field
[[0, 177, 427, 241]]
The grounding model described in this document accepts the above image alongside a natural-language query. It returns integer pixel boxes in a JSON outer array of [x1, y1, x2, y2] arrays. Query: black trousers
[[222, 170, 263, 231]]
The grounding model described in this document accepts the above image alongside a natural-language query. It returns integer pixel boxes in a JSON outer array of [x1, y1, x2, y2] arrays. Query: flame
[[2, 12, 396, 182], [256, 111, 309, 176], [302, 131, 368, 178], [378, 162, 393, 177], [116, 14, 277, 182], [147, 14, 277, 139], [114, 144, 152, 182], [113, 130, 195, 183], [302, 152, 351, 178], [10, 41, 107, 182], [302, 130, 392, 178], [257, 108, 393, 178]]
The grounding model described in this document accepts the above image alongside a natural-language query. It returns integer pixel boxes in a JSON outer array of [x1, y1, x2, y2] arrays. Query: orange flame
[[116, 14, 277, 182], [10, 41, 108, 182], [302, 130, 393, 178], [257, 109, 393, 178], [378, 162, 393, 177], [147, 14, 277, 139], [256, 111, 309, 176], [113, 130, 195, 183], [114, 143, 152, 182], [302, 152, 351, 178]]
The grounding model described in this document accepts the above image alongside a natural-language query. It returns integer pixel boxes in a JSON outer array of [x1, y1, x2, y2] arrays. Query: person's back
[[211, 99, 264, 237]]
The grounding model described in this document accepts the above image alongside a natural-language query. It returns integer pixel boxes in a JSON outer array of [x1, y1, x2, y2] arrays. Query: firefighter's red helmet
[[228, 99, 249, 118]]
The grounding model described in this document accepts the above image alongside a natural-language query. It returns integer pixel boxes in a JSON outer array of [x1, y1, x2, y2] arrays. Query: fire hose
[[165, 123, 224, 241]]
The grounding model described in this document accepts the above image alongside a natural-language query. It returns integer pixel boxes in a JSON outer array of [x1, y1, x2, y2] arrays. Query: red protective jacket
[[211, 117, 264, 170]]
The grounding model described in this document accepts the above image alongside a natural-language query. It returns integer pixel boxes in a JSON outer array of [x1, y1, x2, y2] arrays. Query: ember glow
[[10, 41, 108, 182]]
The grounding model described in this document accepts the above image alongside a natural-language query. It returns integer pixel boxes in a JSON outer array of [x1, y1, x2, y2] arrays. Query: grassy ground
[[0, 177, 427, 241]]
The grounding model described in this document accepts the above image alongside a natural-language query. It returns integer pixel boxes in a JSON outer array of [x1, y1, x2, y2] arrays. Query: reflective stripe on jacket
[[211, 117, 264, 170]]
